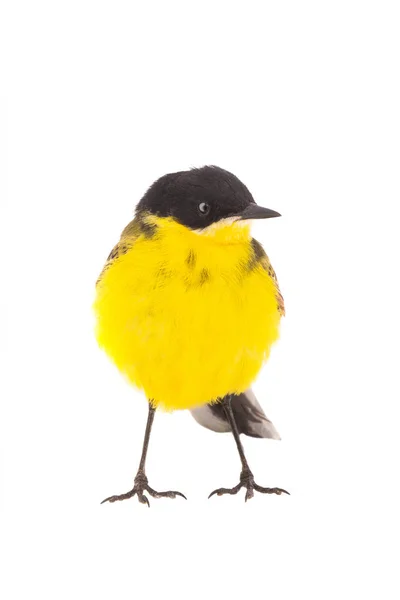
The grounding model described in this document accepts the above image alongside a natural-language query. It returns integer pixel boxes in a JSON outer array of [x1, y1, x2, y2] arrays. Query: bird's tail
[[190, 389, 281, 439]]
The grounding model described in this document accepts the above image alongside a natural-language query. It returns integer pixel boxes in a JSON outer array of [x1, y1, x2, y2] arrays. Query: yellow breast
[[94, 216, 282, 411]]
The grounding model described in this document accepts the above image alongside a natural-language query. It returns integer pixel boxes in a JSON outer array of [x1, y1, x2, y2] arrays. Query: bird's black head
[[136, 166, 280, 230]]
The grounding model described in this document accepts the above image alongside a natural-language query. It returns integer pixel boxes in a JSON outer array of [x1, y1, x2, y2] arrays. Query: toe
[[147, 488, 187, 500], [101, 491, 136, 504], [208, 484, 242, 499], [253, 483, 290, 495]]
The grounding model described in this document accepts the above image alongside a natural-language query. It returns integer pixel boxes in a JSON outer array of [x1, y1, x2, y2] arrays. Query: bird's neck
[[145, 214, 252, 244], [141, 214, 253, 273]]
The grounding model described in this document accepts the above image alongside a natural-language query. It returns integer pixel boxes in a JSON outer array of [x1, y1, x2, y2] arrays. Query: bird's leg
[[209, 395, 289, 502], [101, 402, 186, 507]]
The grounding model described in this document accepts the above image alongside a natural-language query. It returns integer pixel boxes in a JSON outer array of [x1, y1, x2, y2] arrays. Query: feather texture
[[94, 214, 284, 411]]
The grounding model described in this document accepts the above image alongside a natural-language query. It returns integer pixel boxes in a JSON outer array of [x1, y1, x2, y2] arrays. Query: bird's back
[[94, 214, 283, 411]]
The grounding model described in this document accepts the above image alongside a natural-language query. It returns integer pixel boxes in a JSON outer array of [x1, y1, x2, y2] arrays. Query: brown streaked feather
[[250, 239, 285, 316], [96, 216, 143, 286]]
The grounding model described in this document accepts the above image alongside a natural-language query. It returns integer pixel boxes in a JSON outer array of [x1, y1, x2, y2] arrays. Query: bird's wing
[[96, 217, 142, 286], [190, 389, 281, 439], [251, 238, 285, 316]]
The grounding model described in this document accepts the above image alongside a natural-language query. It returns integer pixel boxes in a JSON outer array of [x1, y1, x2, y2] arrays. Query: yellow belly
[[94, 218, 281, 411]]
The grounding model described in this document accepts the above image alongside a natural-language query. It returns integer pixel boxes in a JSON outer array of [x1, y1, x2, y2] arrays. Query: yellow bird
[[94, 166, 288, 505]]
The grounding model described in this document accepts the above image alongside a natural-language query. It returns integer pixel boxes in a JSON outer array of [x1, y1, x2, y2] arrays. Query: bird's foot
[[101, 470, 187, 507], [208, 468, 289, 502]]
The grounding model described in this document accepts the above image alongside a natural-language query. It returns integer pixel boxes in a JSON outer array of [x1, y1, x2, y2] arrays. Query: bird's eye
[[198, 202, 210, 215]]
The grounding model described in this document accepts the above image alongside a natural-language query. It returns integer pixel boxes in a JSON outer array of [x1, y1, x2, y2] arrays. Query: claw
[[175, 491, 187, 499], [101, 496, 113, 505], [137, 492, 150, 507], [208, 489, 221, 499], [245, 487, 254, 502]]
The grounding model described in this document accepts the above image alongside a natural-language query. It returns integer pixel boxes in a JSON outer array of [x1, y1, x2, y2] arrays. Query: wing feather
[[251, 238, 285, 316], [96, 217, 142, 285], [190, 389, 281, 439]]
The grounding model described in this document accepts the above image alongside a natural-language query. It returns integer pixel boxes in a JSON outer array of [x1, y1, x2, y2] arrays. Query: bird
[[94, 165, 288, 505]]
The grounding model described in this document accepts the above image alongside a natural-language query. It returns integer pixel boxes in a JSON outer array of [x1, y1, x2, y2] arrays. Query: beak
[[238, 204, 281, 220]]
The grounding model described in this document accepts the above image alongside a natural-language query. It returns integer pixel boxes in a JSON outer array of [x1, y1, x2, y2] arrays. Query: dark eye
[[198, 202, 210, 215]]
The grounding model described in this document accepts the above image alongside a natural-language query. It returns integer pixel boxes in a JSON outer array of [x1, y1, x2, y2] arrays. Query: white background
[[1, 1, 400, 598]]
